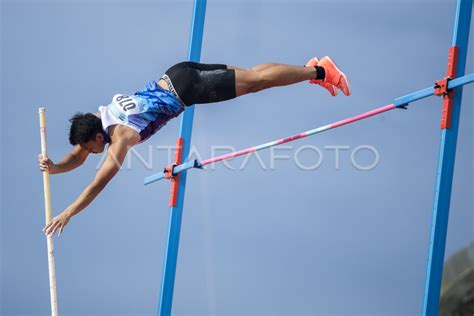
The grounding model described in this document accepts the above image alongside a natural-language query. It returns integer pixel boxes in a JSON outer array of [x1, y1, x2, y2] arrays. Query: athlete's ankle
[[304, 65, 325, 80], [314, 66, 325, 80]]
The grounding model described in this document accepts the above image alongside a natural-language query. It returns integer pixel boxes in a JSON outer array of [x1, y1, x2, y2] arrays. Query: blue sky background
[[1, 0, 473, 315]]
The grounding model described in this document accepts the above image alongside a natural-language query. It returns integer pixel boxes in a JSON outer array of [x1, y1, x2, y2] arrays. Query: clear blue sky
[[1, 0, 473, 315]]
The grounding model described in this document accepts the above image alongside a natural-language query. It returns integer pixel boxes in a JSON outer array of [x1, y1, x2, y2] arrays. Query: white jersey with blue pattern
[[99, 81, 184, 143]]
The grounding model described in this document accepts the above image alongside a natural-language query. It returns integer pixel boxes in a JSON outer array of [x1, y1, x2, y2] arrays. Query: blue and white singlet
[[99, 81, 185, 143]]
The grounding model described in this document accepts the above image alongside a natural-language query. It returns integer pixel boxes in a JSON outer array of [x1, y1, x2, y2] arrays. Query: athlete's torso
[[99, 81, 184, 143]]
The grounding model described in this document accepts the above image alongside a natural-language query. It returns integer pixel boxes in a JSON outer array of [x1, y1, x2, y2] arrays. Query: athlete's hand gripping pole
[[39, 107, 59, 316]]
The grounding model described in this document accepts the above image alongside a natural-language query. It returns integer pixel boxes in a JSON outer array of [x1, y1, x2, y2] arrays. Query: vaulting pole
[[422, 0, 471, 315], [157, 1, 207, 315], [38, 107, 59, 316]]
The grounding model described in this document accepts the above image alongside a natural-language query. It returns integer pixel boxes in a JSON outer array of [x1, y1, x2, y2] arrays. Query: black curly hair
[[69, 113, 103, 145]]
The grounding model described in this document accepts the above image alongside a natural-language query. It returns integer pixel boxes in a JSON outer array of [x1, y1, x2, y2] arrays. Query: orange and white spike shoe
[[317, 56, 351, 96], [305, 57, 338, 97]]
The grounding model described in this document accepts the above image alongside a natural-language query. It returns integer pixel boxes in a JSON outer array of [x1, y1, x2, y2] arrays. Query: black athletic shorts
[[161, 62, 237, 106]]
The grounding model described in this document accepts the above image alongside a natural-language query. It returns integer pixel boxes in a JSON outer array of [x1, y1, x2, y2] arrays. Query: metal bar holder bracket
[[435, 46, 459, 129], [166, 138, 184, 207]]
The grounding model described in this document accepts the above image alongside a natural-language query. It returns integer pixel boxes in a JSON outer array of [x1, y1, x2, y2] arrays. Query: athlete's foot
[[317, 56, 351, 96], [305, 57, 338, 97]]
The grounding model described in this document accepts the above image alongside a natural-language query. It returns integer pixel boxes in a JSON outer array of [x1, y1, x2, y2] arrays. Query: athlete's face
[[80, 133, 106, 154]]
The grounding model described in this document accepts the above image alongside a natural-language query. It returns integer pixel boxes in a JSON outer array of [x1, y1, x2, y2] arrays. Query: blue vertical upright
[[157, 1, 207, 315], [422, 0, 472, 315]]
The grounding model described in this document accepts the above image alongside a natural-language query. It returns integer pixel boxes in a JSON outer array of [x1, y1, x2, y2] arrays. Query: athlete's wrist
[[63, 207, 76, 219], [49, 163, 59, 174]]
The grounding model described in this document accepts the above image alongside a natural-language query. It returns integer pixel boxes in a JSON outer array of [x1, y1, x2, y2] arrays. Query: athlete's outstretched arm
[[38, 145, 89, 174], [43, 139, 133, 236]]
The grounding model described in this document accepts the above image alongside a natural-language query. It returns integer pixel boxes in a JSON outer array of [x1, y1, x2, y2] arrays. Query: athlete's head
[[69, 112, 107, 154]]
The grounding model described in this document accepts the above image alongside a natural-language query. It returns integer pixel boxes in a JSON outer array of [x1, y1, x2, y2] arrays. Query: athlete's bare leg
[[230, 63, 317, 97]]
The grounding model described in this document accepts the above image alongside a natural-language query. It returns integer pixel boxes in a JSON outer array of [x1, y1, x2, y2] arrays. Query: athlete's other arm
[[38, 145, 89, 174], [43, 133, 136, 236]]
